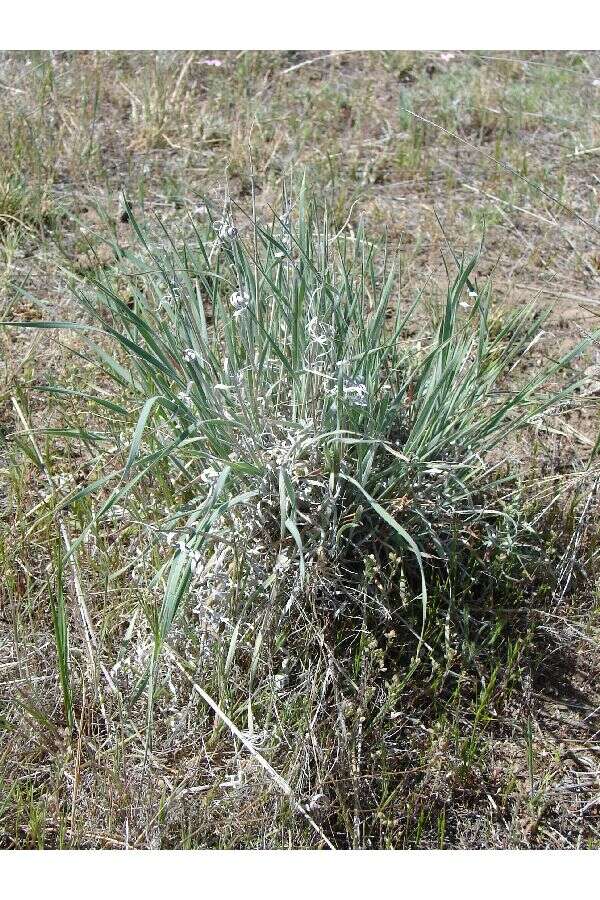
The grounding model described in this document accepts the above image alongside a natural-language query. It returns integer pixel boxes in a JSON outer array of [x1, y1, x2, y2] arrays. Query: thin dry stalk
[[166, 646, 336, 849]]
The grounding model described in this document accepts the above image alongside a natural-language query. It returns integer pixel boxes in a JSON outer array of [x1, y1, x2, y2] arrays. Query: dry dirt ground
[[1, 51, 600, 848]]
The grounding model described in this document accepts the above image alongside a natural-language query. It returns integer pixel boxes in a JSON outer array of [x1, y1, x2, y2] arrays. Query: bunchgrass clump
[[10, 189, 595, 746], [9, 193, 600, 828]]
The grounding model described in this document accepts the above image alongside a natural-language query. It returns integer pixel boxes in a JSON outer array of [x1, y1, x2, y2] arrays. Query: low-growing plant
[[8, 189, 596, 726]]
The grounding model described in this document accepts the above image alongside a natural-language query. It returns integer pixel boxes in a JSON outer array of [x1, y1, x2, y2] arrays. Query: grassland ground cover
[[1, 51, 600, 849]]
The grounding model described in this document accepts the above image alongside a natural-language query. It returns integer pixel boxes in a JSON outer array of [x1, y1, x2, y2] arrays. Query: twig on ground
[[281, 51, 354, 76]]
